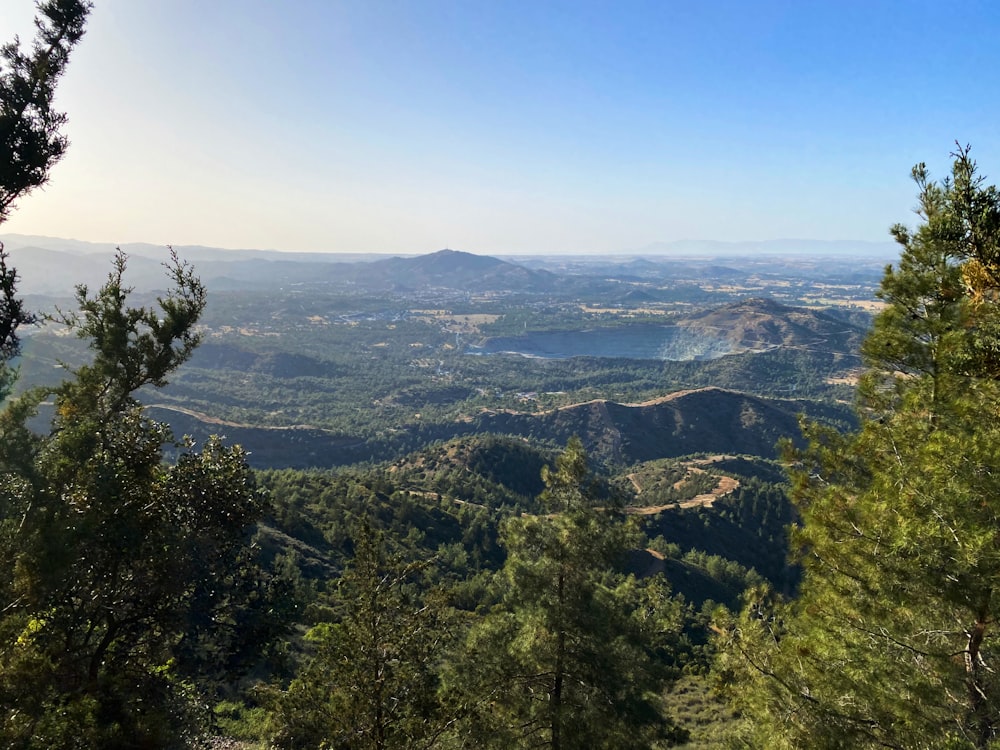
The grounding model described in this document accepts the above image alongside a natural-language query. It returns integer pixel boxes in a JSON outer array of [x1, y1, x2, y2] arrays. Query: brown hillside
[[675, 297, 864, 353]]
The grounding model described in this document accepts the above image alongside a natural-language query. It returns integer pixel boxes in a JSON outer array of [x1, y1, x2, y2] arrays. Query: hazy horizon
[[0, 232, 900, 260], [2, 2, 997, 254]]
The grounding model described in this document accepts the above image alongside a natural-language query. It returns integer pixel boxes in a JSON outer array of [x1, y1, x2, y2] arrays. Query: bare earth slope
[[676, 297, 863, 354]]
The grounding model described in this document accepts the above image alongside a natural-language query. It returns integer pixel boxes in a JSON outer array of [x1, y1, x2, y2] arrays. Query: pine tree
[[0, 0, 92, 389], [717, 147, 1000, 750], [270, 519, 455, 750], [448, 437, 686, 749], [0, 253, 284, 749]]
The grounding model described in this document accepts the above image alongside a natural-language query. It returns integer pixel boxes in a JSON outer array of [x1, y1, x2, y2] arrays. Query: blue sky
[[3, 0, 1000, 254]]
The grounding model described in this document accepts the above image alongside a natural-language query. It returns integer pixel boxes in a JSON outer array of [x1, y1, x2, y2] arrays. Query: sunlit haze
[[2, 1, 999, 254]]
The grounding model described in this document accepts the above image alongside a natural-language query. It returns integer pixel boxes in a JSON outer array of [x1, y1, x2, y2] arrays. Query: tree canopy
[[0, 253, 287, 748], [446, 437, 687, 749], [0, 0, 90, 224], [718, 146, 1000, 749], [0, 0, 91, 393]]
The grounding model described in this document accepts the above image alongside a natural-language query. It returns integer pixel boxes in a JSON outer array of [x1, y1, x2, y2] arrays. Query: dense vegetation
[[12, 148, 978, 748], [0, 254, 289, 748], [717, 148, 1000, 749], [8, 4, 1000, 749]]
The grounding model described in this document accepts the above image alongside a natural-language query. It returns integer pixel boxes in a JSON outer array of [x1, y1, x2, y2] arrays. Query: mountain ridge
[[472, 386, 836, 464], [144, 385, 851, 469]]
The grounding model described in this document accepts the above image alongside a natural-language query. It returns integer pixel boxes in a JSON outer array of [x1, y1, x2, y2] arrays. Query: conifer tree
[[0, 5, 287, 746], [0, 253, 283, 749], [717, 147, 1000, 750], [270, 519, 455, 750], [1, 0, 90, 223], [0, 0, 92, 388], [448, 437, 686, 749]]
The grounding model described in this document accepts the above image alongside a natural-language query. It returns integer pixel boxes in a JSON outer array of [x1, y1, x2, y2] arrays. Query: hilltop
[[475, 297, 866, 362], [339, 248, 555, 292], [676, 297, 866, 353], [474, 387, 851, 465], [141, 386, 852, 470]]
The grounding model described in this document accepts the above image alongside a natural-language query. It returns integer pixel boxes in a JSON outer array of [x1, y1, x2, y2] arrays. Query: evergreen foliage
[[0, 0, 90, 223], [446, 437, 687, 748], [270, 520, 456, 750], [0, 255, 285, 748], [0, 0, 91, 395], [718, 147, 1000, 749]]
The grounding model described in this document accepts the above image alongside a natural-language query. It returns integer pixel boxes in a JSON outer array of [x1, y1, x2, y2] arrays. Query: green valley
[[3, 236, 869, 746]]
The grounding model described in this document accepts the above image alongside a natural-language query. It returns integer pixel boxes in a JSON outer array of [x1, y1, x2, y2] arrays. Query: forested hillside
[[5, 4, 1000, 749]]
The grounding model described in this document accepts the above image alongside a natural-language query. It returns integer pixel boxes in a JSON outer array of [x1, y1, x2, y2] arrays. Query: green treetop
[[0, 0, 90, 223], [447, 436, 687, 749], [718, 147, 1000, 750], [0, 0, 91, 389], [0, 254, 286, 749], [269, 519, 455, 750]]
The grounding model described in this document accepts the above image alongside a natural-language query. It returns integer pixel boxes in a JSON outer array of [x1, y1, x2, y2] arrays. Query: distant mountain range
[[1, 233, 896, 297], [0, 235, 554, 296], [628, 238, 899, 257], [1, 233, 898, 259]]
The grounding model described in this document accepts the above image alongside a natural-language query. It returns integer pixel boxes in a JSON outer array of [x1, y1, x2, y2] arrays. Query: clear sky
[[2, 0, 1000, 254]]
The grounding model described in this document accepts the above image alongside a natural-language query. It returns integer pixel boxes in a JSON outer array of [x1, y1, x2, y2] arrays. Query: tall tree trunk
[[551, 570, 565, 750], [967, 596, 994, 748]]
